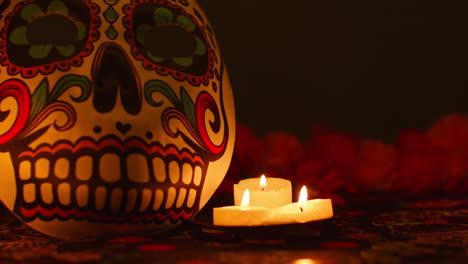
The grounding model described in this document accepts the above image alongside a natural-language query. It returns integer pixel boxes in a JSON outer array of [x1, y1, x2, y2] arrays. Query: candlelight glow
[[292, 258, 319, 264], [240, 189, 250, 210], [298, 186, 308, 209], [259, 175, 267, 191]]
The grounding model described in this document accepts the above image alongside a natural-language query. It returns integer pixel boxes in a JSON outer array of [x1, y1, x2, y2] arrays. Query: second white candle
[[233, 175, 292, 208]]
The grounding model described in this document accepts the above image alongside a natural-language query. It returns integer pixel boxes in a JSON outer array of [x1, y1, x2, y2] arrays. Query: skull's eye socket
[[2, 0, 98, 75], [26, 14, 79, 46], [144, 25, 196, 58], [130, 3, 209, 76]]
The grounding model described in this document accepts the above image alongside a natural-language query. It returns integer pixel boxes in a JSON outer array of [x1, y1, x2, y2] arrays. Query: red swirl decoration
[[17, 101, 76, 139], [162, 109, 200, 140], [0, 80, 30, 144], [195, 92, 226, 155]]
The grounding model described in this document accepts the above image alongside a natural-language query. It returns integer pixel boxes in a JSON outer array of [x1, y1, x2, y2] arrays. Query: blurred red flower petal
[[262, 131, 305, 169], [306, 125, 359, 171], [353, 139, 397, 192], [214, 113, 468, 202], [428, 113, 468, 151]]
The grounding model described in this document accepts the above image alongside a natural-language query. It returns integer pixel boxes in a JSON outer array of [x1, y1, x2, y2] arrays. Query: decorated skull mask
[[0, 0, 235, 238]]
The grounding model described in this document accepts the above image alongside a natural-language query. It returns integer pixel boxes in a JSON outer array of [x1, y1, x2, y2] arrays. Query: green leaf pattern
[[144, 80, 198, 132], [30, 79, 49, 121], [180, 88, 197, 128]]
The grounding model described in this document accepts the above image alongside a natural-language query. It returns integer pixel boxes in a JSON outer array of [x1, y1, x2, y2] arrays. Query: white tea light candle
[[213, 184, 333, 227], [233, 175, 292, 208], [213, 189, 271, 226], [265, 186, 333, 225]]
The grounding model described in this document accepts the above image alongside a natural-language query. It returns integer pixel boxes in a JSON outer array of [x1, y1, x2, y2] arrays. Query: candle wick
[[300, 207, 303, 213], [261, 187, 265, 191]]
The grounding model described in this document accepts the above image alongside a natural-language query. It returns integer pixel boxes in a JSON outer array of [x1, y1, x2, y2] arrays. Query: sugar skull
[[0, 0, 235, 238]]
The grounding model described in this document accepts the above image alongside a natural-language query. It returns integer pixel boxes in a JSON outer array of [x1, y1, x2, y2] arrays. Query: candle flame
[[298, 186, 308, 210], [240, 189, 250, 210], [259, 175, 267, 191]]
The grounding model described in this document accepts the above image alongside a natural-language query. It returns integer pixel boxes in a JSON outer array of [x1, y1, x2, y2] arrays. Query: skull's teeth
[[36, 158, 50, 179], [176, 188, 187, 208], [153, 189, 164, 210], [95, 186, 107, 211], [165, 187, 177, 209], [168, 161, 180, 184], [22, 183, 199, 213], [57, 183, 71, 206], [152, 158, 166, 182], [76, 184, 89, 208], [19, 161, 32, 180], [23, 183, 35, 203], [127, 154, 150, 183], [40, 183, 53, 204], [18, 152, 203, 216], [181, 164, 193, 185], [126, 189, 138, 213], [193, 166, 202, 186], [76, 156, 93, 181], [19, 155, 204, 186], [55, 158, 69, 179], [187, 189, 196, 208], [99, 154, 120, 183], [111, 188, 123, 213], [139, 189, 152, 212]]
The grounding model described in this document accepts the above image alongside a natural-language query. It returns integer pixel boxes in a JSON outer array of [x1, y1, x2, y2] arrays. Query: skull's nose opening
[[92, 43, 142, 115]]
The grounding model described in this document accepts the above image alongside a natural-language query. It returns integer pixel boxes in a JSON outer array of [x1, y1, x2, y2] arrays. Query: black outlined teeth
[[13, 137, 207, 223]]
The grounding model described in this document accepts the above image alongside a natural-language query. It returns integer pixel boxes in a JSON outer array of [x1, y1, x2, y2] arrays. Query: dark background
[[198, 0, 468, 142]]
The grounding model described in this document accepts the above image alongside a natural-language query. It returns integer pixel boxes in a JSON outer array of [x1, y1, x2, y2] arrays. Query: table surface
[[0, 196, 467, 264]]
